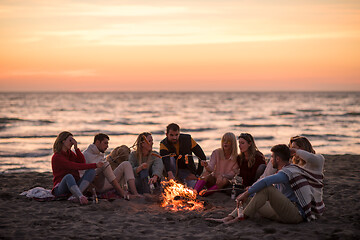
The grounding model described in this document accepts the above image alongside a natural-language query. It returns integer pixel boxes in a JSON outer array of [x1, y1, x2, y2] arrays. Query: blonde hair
[[289, 136, 315, 166], [53, 131, 73, 153], [237, 133, 260, 168], [132, 132, 152, 165], [106, 145, 130, 170], [220, 132, 238, 160]]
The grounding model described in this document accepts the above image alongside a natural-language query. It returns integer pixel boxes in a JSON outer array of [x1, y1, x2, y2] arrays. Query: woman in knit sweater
[[289, 136, 325, 173], [128, 132, 164, 194], [51, 131, 103, 205]]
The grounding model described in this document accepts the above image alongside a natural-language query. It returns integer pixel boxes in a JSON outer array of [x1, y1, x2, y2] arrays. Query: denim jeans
[[53, 169, 96, 197], [178, 169, 197, 188], [135, 169, 151, 194], [168, 156, 197, 188]]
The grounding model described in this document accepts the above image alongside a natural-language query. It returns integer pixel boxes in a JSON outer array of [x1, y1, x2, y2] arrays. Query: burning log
[[161, 179, 204, 212]]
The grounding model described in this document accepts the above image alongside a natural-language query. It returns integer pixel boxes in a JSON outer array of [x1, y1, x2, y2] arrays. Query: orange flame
[[161, 179, 204, 212]]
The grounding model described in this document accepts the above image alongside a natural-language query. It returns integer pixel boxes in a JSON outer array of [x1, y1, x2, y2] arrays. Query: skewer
[[151, 153, 176, 158], [198, 187, 243, 195]]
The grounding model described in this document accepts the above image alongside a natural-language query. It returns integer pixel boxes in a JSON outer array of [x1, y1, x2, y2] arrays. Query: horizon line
[[0, 90, 359, 93]]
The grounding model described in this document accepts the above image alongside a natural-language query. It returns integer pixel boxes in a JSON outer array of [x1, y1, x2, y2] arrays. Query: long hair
[[132, 132, 152, 165], [220, 132, 238, 160], [289, 136, 315, 166], [53, 131, 73, 153], [237, 133, 259, 168], [106, 145, 130, 170]]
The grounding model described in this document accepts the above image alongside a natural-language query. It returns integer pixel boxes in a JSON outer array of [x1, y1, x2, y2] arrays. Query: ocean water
[[0, 92, 359, 173]]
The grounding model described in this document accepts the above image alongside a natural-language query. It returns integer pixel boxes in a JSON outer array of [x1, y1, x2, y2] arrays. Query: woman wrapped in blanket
[[193, 132, 239, 196], [51, 131, 104, 205], [128, 132, 164, 194], [289, 136, 325, 173]]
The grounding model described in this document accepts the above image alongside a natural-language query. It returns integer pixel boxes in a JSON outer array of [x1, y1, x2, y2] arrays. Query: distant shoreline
[[1, 91, 360, 94]]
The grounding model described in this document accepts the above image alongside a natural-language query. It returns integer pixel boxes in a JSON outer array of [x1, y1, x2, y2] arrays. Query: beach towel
[[281, 164, 325, 222], [21, 187, 123, 202]]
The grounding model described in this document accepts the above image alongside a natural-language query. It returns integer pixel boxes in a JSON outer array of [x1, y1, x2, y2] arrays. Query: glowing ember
[[161, 179, 204, 211]]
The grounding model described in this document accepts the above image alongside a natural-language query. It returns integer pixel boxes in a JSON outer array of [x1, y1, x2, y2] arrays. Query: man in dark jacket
[[160, 123, 206, 187]]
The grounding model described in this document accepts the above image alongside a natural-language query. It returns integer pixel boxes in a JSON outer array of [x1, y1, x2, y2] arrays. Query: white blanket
[[20, 187, 55, 199]]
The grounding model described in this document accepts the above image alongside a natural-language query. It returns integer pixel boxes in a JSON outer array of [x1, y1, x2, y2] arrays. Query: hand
[[149, 175, 158, 184], [140, 163, 148, 170], [289, 148, 297, 156], [216, 177, 228, 187], [70, 137, 78, 149], [200, 160, 208, 167], [96, 161, 104, 168], [167, 171, 175, 180], [236, 190, 249, 207], [222, 174, 233, 180]]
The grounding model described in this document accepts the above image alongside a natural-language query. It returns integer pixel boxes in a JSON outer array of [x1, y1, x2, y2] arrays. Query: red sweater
[[238, 151, 266, 187], [51, 148, 97, 188]]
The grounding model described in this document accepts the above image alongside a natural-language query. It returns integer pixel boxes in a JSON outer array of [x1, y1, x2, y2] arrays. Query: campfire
[[161, 179, 204, 211]]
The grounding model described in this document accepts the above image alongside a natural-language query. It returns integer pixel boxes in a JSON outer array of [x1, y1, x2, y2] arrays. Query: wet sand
[[0, 154, 359, 239]]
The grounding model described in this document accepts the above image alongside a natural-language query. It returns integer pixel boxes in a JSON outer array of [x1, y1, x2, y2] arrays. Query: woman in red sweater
[[51, 131, 103, 204], [237, 133, 266, 187]]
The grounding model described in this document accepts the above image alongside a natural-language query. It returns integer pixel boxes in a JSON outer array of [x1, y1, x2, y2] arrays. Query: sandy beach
[[0, 154, 359, 240]]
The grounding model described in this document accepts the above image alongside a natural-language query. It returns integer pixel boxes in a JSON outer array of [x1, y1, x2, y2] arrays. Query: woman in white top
[[194, 132, 239, 195]]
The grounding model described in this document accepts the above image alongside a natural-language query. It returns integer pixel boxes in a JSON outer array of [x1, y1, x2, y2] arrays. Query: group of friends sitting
[[51, 123, 325, 224]]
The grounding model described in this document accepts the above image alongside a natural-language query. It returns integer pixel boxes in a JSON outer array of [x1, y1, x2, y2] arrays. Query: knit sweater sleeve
[[128, 152, 139, 177], [53, 150, 96, 170], [151, 153, 164, 178], [207, 149, 217, 173], [296, 149, 325, 172], [248, 172, 288, 195]]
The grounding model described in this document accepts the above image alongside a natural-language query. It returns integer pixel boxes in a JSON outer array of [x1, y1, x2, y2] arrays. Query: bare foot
[[128, 194, 144, 199], [224, 216, 245, 225], [205, 216, 234, 223], [79, 195, 88, 205]]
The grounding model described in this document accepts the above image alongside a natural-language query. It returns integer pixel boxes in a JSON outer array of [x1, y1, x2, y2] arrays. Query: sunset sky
[[0, 0, 359, 92]]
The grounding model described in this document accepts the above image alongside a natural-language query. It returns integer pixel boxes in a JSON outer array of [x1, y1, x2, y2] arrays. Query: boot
[[193, 180, 206, 194]]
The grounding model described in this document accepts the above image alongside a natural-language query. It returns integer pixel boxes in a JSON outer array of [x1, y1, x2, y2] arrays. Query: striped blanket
[[281, 164, 325, 222]]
